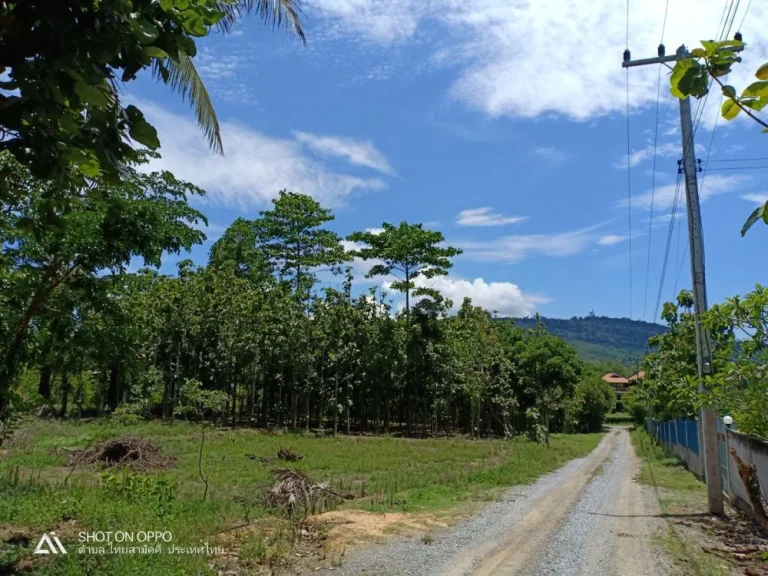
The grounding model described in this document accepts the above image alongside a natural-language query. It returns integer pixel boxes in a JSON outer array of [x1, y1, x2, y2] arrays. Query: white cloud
[[365, 227, 385, 235], [533, 146, 570, 163], [616, 142, 684, 169], [598, 234, 628, 246], [385, 275, 550, 317], [742, 193, 768, 205], [140, 102, 387, 208], [458, 223, 606, 263], [626, 174, 750, 211], [293, 131, 396, 175], [303, 1, 768, 123], [456, 207, 528, 227]]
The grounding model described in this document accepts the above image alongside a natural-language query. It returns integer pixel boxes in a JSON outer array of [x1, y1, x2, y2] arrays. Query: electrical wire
[[706, 165, 768, 171], [707, 157, 768, 163], [738, 0, 753, 31], [654, 172, 683, 321], [625, 0, 633, 320]]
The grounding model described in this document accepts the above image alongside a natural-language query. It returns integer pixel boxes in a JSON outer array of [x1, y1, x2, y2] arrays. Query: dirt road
[[326, 428, 670, 576]]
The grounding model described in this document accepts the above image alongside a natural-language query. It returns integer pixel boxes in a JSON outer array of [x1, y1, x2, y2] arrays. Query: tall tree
[[348, 222, 462, 323], [256, 191, 348, 300], [0, 152, 206, 411]]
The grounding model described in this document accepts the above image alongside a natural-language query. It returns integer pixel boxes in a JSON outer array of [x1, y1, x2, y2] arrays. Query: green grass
[[0, 419, 603, 575], [631, 429, 732, 576], [605, 412, 634, 424]]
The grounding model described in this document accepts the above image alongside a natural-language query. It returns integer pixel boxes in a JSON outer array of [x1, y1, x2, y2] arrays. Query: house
[[628, 370, 645, 382], [601, 372, 630, 394]]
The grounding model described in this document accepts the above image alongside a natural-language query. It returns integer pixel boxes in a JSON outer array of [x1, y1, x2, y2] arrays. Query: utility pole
[[622, 41, 732, 515]]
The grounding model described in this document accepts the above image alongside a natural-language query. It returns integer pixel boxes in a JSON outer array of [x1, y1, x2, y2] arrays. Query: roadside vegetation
[[0, 420, 602, 574], [632, 429, 768, 575]]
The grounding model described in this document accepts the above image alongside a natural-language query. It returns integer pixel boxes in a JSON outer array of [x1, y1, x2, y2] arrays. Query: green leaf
[[756, 63, 768, 80], [183, 14, 207, 36], [143, 46, 168, 59], [134, 20, 160, 45], [742, 81, 768, 99], [691, 48, 706, 58], [129, 119, 160, 149], [73, 81, 109, 108], [701, 40, 718, 56], [159, 0, 173, 10], [741, 203, 766, 236], [722, 85, 737, 98], [670, 60, 699, 98], [721, 99, 741, 121], [177, 36, 197, 57]]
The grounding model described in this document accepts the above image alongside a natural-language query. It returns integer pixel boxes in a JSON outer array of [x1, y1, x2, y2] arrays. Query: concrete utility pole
[[622, 41, 732, 515]]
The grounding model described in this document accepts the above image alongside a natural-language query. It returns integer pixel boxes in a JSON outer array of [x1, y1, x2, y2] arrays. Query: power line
[[738, 0, 753, 31], [654, 172, 683, 321], [706, 165, 768, 171], [707, 157, 768, 163], [660, 0, 671, 44], [625, 0, 633, 320], [643, 64, 662, 322]]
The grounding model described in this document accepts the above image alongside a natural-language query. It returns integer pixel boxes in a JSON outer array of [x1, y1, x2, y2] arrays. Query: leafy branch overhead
[[669, 38, 768, 236], [0, 0, 305, 182]]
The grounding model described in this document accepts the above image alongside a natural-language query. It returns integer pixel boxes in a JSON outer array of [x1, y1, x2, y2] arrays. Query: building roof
[[601, 373, 629, 385], [628, 371, 646, 381]]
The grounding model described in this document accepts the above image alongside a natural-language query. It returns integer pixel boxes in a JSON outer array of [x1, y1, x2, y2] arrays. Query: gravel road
[[322, 428, 669, 576]]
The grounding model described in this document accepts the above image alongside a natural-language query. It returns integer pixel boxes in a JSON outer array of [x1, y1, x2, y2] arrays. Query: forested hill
[[510, 315, 667, 363]]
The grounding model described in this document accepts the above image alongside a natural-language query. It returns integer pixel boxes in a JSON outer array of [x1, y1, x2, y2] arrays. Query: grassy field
[[631, 429, 766, 576], [0, 419, 602, 575], [605, 412, 634, 424]]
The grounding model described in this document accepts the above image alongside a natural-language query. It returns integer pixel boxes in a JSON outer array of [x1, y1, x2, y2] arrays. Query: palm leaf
[[217, 0, 306, 44], [154, 53, 223, 155]]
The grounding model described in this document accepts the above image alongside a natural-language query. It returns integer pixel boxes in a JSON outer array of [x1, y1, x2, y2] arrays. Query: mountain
[[510, 315, 667, 364]]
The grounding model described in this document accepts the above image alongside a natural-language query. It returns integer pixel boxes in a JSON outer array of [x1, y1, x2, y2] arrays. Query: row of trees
[[3, 152, 613, 437], [625, 286, 768, 439]]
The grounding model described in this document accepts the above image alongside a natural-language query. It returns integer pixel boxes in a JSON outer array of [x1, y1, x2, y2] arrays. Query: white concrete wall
[[726, 430, 768, 517]]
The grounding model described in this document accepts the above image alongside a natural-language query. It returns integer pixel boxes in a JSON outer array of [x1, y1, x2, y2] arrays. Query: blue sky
[[128, 0, 768, 321]]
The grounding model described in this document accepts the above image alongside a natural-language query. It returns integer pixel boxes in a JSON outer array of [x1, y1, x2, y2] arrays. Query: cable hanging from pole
[[625, 0, 633, 320], [643, 0, 670, 322]]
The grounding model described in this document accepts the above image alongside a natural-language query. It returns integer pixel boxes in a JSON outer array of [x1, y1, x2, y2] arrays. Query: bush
[[623, 387, 648, 427], [574, 378, 616, 432]]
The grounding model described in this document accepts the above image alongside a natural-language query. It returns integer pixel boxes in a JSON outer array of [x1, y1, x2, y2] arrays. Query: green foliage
[[510, 315, 665, 364], [668, 39, 768, 235], [0, 152, 206, 413], [0, 0, 305, 182], [572, 377, 616, 432], [635, 285, 768, 439], [100, 469, 176, 520], [348, 222, 462, 318]]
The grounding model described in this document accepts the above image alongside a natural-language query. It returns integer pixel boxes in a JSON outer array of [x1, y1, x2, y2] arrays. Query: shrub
[[574, 378, 616, 432]]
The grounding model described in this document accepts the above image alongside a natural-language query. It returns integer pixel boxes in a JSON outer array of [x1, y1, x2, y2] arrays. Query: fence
[[647, 418, 768, 522]]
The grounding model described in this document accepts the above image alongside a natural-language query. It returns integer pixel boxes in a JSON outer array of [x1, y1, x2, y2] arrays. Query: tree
[[515, 320, 583, 444], [0, 152, 206, 411], [256, 191, 348, 300], [572, 377, 616, 432], [668, 38, 768, 235], [0, 0, 305, 182], [348, 222, 462, 322]]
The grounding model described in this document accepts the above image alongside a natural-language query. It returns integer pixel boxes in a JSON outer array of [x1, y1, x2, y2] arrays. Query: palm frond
[[154, 54, 223, 156], [216, 0, 306, 45]]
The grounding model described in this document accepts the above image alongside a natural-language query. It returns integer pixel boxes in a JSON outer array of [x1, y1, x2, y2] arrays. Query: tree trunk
[[38, 365, 53, 400], [59, 371, 70, 418], [333, 370, 339, 437], [107, 361, 120, 412]]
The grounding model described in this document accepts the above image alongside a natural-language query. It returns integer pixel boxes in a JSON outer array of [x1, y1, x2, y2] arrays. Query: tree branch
[[711, 75, 768, 129]]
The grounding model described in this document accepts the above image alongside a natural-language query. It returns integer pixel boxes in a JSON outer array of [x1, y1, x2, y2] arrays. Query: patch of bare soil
[[67, 437, 175, 471], [307, 510, 449, 551], [670, 508, 768, 575]]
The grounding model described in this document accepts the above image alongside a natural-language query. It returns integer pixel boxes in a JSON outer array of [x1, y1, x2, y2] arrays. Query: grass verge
[[631, 429, 763, 576], [0, 419, 603, 574]]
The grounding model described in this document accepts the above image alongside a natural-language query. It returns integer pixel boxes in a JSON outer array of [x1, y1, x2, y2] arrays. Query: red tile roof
[[601, 373, 629, 385]]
